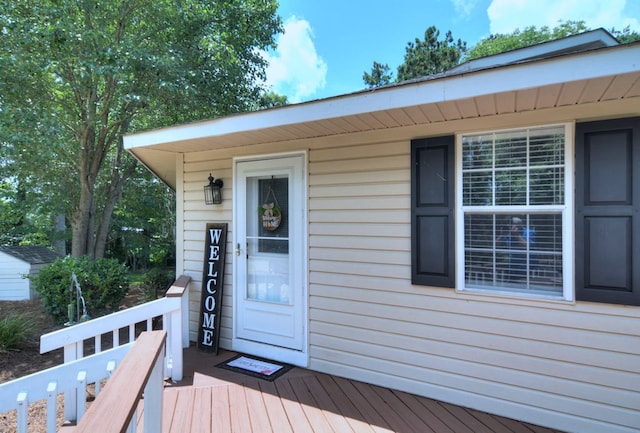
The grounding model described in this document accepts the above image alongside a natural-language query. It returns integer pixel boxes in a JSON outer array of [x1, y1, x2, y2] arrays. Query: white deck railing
[[71, 331, 167, 433], [0, 342, 132, 433], [37, 274, 190, 422]]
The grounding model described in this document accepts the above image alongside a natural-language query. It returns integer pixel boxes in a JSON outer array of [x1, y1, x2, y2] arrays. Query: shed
[[0, 246, 62, 300], [124, 29, 640, 433]]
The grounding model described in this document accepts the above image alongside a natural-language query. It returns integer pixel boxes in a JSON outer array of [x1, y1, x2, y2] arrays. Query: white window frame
[[455, 123, 574, 301]]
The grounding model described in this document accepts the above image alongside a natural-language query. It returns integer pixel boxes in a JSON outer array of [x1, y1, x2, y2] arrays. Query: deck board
[[257, 381, 295, 433], [393, 391, 453, 433], [302, 375, 358, 433], [437, 400, 499, 433], [191, 387, 212, 432], [245, 383, 273, 432], [134, 347, 567, 433], [314, 374, 380, 433], [331, 375, 395, 433], [228, 383, 253, 433], [273, 377, 316, 432]]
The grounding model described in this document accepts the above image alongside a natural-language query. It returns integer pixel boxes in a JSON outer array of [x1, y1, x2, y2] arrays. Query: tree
[[466, 21, 589, 60], [0, 0, 282, 258], [397, 26, 467, 82], [611, 25, 640, 44], [363, 26, 466, 88], [108, 166, 176, 271], [465, 21, 640, 61], [363, 61, 393, 88]]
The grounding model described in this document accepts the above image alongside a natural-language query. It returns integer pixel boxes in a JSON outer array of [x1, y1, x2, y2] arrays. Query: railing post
[[165, 275, 190, 382], [143, 337, 165, 433], [166, 274, 191, 349], [46, 381, 57, 432], [63, 341, 82, 421], [169, 307, 183, 381], [16, 392, 27, 433], [181, 282, 189, 348], [76, 370, 87, 420]]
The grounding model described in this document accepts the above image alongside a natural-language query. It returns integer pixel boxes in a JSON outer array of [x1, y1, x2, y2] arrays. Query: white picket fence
[[0, 275, 190, 432]]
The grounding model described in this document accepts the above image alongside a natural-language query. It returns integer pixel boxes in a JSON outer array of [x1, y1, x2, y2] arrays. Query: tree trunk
[[54, 213, 66, 256], [71, 178, 95, 258]]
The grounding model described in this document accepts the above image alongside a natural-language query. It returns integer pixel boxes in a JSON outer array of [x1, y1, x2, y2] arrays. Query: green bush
[[0, 313, 37, 351], [141, 268, 175, 302], [32, 257, 130, 324]]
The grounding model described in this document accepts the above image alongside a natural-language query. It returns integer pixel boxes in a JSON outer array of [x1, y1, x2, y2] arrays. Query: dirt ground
[[0, 299, 64, 383], [0, 288, 146, 432]]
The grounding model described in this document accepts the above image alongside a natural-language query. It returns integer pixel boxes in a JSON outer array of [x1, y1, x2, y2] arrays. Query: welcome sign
[[197, 223, 227, 353]]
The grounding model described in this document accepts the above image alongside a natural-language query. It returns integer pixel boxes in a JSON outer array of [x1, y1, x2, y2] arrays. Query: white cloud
[[487, 0, 640, 35], [450, 0, 480, 19], [263, 17, 327, 103]]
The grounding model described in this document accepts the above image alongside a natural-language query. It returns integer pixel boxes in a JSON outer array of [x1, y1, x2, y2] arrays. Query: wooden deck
[[147, 346, 565, 433]]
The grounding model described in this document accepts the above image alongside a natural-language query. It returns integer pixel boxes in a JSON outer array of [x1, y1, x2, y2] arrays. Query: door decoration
[[260, 179, 282, 231]]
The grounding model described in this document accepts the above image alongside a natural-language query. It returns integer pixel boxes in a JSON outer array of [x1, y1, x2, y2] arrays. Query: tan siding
[[176, 117, 640, 432], [181, 152, 234, 343], [302, 128, 639, 433]]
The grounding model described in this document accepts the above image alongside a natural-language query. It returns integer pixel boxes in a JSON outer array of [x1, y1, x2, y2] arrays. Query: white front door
[[233, 154, 307, 365]]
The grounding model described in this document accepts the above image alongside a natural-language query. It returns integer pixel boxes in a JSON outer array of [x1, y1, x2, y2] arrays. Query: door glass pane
[[246, 175, 291, 304]]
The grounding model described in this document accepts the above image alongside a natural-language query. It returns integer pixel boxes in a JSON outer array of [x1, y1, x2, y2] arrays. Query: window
[[458, 125, 572, 299], [412, 119, 639, 305]]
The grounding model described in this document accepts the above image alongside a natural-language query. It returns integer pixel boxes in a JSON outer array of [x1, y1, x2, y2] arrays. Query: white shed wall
[[0, 253, 31, 300], [177, 105, 640, 433]]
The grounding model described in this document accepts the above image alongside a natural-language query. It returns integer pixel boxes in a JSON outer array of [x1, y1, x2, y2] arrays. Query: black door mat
[[215, 354, 293, 381]]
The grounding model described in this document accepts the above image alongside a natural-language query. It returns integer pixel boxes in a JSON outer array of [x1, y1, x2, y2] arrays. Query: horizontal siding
[[180, 151, 234, 343], [177, 125, 640, 432], [0, 255, 31, 300], [305, 132, 640, 433]]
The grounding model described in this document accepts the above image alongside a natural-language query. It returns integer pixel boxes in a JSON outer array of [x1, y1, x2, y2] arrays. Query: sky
[[262, 0, 640, 103]]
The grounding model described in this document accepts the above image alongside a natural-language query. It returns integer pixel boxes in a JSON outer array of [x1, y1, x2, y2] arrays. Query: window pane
[[462, 134, 493, 170], [465, 213, 563, 295], [495, 169, 526, 205], [530, 167, 564, 205], [530, 127, 564, 166], [463, 171, 493, 206], [465, 214, 495, 250], [495, 133, 527, 168]]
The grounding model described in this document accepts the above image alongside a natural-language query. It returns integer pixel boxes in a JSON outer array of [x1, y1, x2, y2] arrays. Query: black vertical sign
[[197, 223, 227, 353]]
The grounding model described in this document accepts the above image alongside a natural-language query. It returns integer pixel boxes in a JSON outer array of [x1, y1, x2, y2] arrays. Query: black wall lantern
[[204, 173, 224, 205]]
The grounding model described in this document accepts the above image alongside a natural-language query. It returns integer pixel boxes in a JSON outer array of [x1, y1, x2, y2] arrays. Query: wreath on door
[[259, 180, 282, 231]]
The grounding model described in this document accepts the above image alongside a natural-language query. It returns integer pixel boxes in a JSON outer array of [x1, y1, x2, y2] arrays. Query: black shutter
[[411, 136, 455, 287], [575, 117, 640, 306]]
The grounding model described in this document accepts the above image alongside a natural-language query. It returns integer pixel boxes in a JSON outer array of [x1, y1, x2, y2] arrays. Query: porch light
[[204, 173, 224, 205]]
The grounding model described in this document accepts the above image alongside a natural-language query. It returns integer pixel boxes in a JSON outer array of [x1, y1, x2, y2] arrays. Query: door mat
[[215, 354, 293, 381]]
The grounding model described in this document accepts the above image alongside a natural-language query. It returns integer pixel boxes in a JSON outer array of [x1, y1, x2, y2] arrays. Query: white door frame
[[232, 152, 308, 367]]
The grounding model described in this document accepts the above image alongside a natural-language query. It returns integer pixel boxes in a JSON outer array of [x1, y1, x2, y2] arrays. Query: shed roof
[[0, 246, 62, 265], [124, 29, 640, 189]]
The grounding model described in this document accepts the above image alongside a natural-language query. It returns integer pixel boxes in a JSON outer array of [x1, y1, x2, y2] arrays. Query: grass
[[0, 312, 38, 351]]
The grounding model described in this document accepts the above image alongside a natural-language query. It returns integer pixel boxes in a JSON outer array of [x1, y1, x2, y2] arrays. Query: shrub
[[141, 268, 175, 302], [32, 257, 130, 324], [0, 313, 37, 351]]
